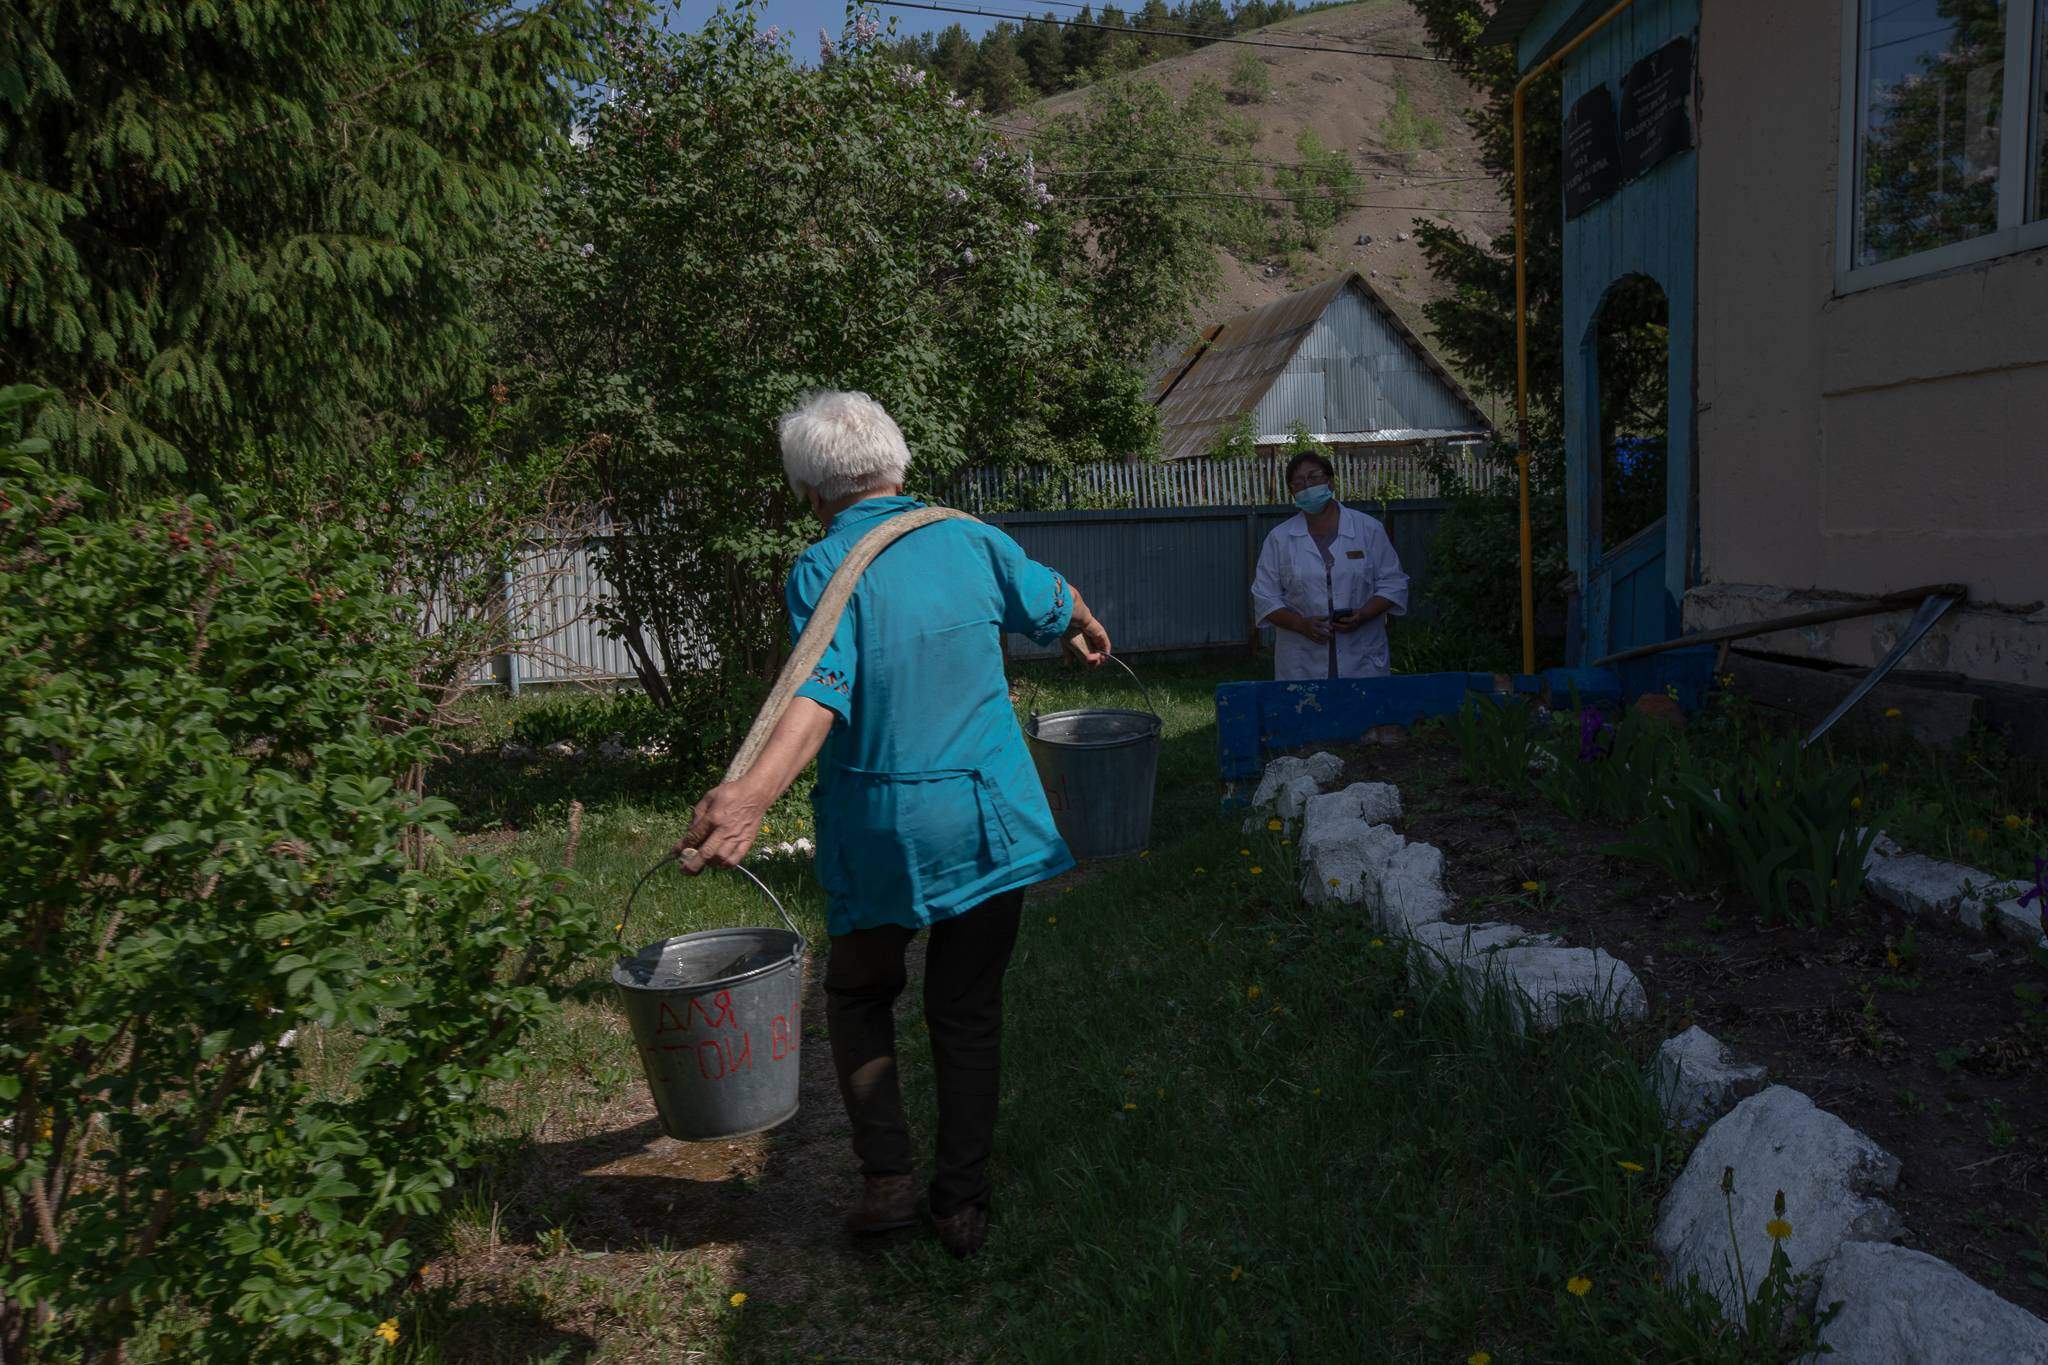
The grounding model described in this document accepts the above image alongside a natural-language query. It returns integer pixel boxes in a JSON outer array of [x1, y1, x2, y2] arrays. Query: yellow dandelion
[[1520, 880, 1540, 892], [1884, 707, 1902, 719], [1229, 1265, 1244, 1282], [1240, 848, 1251, 856], [1970, 827, 1989, 842], [374, 1319, 400, 1346], [1765, 1218, 1792, 1241], [1850, 796, 1862, 810], [1139, 850, 1151, 858], [1886, 949, 1900, 969], [1250, 866, 1264, 875], [1328, 877, 1341, 888], [613, 923, 623, 935], [1566, 1275, 1592, 1297], [1281, 838, 1293, 847], [1124, 1102, 1138, 1112], [1156, 1087, 1165, 1100], [1267, 819, 1283, 831], [1392, 1008, 1406, 1019], [1312, 1086, 1322, 1097], [2007, 814, 2024, 830], [1469, 1354, 1492, 1365], [37, 1116, 52, 1140], [1047, 915, 1057, 925], [1247, 985, 1262, 1001], [279, 937, 292, 947], [729, 1292, 748, 1308], [1196, 867, 1207, 875], [1370, 937, 1383, 947], [1829, 878, 1839, 890], [1618, 1161, 1644, 1175]]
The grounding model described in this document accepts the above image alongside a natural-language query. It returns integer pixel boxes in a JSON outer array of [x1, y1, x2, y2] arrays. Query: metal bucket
[[611, 858, 807, 1142], [1024, 655, 1162, 860]]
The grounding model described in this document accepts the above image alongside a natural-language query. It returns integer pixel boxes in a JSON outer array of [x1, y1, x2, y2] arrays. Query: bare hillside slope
[[1016, 0, 1509, 422]]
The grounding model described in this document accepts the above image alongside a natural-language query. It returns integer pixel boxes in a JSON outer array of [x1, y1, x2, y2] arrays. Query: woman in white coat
[[1249, 450, 1411, 680]]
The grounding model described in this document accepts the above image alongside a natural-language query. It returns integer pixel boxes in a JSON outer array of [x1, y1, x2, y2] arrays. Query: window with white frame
[[1840, 0, 2048, 289]]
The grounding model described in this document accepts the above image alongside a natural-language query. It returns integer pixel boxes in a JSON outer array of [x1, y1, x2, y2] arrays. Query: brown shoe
[[845, 1175, 918, 1235], [929, 1202, 988, 1259]]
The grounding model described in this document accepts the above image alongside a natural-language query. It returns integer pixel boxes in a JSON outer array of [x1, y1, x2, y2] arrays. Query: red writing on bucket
[[1044, 771, 1073, 814], [650, 990, 798, 1083]]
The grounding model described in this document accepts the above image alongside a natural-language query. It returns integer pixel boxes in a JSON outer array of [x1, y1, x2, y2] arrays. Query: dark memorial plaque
[[1563, 85, 1621, 218], [1619, 36, 1695, 182]]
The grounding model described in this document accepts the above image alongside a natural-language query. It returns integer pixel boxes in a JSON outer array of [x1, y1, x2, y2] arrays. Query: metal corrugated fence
[[470, 499, 1451, 684], [988, 500, 1448, 660]]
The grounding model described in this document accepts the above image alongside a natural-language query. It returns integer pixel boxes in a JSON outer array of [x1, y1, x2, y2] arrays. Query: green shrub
[[1227, 48, 1271, 104], [0, 457, 603, 1360], [1379, 76, 1444, 158], [1423, 441, 1570, 666]]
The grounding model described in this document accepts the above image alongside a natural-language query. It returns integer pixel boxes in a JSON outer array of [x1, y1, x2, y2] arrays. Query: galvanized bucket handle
[[616, 847, 806, 954], [1102, 653, 1158, 718]]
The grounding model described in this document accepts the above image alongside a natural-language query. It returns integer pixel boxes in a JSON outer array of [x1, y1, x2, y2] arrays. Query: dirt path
[[425, 933, 968, 1363]]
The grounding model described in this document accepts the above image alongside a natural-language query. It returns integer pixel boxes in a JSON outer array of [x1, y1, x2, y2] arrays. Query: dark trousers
[[823, 889, 1023, 1218]]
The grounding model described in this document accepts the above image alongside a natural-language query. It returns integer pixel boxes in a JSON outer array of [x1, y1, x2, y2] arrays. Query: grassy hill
[[1015, 0, 1510, 422]]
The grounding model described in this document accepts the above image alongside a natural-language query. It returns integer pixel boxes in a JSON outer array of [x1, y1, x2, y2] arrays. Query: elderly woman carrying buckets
[[678, 390, 1113, 1260], [1249, 448, 1410, 681]]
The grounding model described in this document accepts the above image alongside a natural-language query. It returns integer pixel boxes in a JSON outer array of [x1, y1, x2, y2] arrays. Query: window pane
[[2035, 0, 2048, 220], [1855, 0, 2006, 268]]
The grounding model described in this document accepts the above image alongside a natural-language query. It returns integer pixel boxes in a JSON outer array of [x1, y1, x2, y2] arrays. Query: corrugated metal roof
[[1148, 272, 1493, 462]]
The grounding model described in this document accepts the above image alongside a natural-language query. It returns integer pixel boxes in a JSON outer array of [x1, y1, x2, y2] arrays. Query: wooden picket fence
[[944, 441, 1498, 512]]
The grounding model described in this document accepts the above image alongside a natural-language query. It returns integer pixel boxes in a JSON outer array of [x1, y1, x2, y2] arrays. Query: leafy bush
[[1379, 76, 1444, 158], [1273, 129, 1362, 252], [1227, 48, 1272, 104], [0, 454, 603, 1360], [1423, 441, 1570, 666]]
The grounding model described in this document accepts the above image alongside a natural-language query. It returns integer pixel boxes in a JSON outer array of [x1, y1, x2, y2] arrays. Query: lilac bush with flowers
[[487, 2, 1205, 699]]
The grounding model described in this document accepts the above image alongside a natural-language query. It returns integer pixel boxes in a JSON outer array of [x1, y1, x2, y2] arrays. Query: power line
[[989, 119, 1488, 174], [873, 0, 1451, 60], [1058, 188, 1505, 211], [976, 0, 1435, 51]]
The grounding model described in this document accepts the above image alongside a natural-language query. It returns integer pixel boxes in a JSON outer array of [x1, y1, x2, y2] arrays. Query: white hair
[[778, 390, 911, 501]]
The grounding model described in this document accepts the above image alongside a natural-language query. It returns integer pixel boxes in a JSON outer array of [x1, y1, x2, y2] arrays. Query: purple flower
[[818, 28, 835, 57], [1576, 706, 1610, 763], [853, 12, 880, 42], [2018, 857, 2048, 936], [973, 154, 989, 173], [1035, 181, 1054, 205], [962, 248, 975, 265], [754, 25, 780, 48], [1023, 220, 1039, 235], [895, 65, 926, 88], [946, 186, 968, 205]]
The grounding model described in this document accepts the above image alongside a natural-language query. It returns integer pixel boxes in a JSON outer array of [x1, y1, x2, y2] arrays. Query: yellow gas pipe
[[1512, 0, 1641, 675]]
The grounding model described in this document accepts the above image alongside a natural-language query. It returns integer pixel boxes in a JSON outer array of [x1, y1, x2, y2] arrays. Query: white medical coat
[[1249, 504, 1411, 680]]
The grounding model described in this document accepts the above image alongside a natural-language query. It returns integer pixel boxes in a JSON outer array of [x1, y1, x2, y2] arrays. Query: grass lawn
[[396, 653, 1806, 1364]]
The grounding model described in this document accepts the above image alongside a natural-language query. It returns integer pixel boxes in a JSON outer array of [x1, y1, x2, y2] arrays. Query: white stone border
[[1244, 752, 2048, 1362]]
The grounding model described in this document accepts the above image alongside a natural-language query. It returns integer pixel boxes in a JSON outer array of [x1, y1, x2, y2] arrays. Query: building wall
[[1692, 0, 2048, 685]]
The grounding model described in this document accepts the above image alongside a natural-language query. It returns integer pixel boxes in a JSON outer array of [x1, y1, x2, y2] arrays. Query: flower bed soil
[[1321, 729, 2048, 1318]]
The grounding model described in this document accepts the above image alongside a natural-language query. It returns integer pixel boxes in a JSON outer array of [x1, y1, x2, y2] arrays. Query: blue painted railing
[[1215, 646, 1718, 799]]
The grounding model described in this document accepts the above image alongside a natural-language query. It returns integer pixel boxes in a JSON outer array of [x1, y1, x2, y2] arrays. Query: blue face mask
[[1293, 484, 1335, 515]]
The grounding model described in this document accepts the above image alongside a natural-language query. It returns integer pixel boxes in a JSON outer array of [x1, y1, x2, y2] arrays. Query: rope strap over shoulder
[[722, 506, 982, 785]]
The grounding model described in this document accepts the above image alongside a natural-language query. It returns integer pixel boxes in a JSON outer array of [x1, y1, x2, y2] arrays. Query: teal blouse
[[788, 496, 1077, 935]]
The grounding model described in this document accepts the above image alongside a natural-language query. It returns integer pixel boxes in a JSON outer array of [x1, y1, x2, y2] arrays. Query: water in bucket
[[613, 861, 807, 1142], [1024, 656, 1162, 860]]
